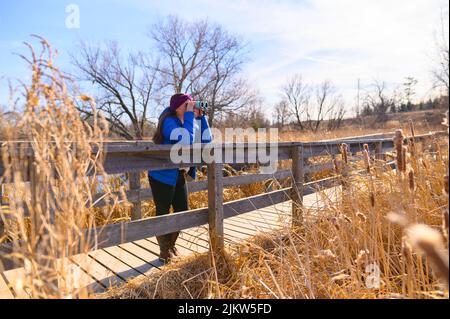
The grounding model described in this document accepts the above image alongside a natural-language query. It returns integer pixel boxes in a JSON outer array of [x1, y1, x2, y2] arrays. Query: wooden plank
[[55, 257, 104, 296], [224, 222, 260, 238], [231, 209, 287, 228], [128, 172, 142, 220], [230, 207, 284, 220], [94, 169, 292, 208], [101, 141, 302, 155], [268, 201, 293, 215], [2, 130, 444, 184], [180, 227, 210, 244], [103, 246, 156, 276], [181, 227, 242, 251], [223, 227, 255, 242], [208, 162, 224, 253], [244, 201, 291, 215], [101, 152, 200, 175], [173, 237, 208, 254], [226, 213, 277, 230], [181, 227, 235, 251], [305, 162, 336, 174], [85, 186, 291, 251], [227, 215, 281, 232], [178, 231, 210, 249], [84, 207, 209, 250], [1, 257, 103, 298], [100, 144, 293, 176], [132, 239, 161, 257], [2, 267, 30, 298], [230, 215, 282, 231], [70, 253, 124, 288], [118, 242, 161, 269], [291, 146, 304, 226], [230, 212, 286, 232], [88, 249, 141, 281], [304, 177, 341, 195], [145, 238, 198, 256], [0, 273, 14, 299], [246, 205, 291, 219], [221, 170, 291, 188], [176, 237, 209, 254], [223, 188, 290, 219], [234, 210, 290, 231], [2, 191, 298, 274], [301, 140, 395, 159]]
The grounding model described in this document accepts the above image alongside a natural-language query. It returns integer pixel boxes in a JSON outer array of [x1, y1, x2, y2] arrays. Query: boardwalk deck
[[0, 186, 340, 298], [1, 130, 445, 299]]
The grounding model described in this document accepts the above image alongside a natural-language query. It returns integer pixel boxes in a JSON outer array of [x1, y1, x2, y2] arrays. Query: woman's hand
[[186, 101, 195, 112], [194, 107, 204, 117]]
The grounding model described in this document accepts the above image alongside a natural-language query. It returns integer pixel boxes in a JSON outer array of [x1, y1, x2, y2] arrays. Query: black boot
[[169, 231, 180, 256], [156, 234, 172, 263]]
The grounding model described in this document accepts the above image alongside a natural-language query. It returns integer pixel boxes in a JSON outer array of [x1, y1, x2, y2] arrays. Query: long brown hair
[[152, 109, 177, 144], [153, 93, 185, 144]]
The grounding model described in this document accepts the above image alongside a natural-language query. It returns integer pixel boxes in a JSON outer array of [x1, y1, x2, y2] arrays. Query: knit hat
[[169, 93, 192, 112]]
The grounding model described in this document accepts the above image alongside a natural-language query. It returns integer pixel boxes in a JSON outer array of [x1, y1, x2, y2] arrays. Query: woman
[[149, 93, 212, 263]]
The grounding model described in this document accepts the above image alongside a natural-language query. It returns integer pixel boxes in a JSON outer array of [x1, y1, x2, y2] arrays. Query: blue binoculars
[[194, 101, 208, 110]]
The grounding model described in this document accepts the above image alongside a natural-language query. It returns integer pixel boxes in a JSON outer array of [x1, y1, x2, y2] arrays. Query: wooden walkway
[[0, 186, 339, 299], [1, 130, 444, 299]]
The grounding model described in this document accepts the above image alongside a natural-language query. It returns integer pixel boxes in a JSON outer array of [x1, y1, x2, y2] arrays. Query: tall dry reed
[[103, 127, 449, 299], [0, 36, 117, 298]]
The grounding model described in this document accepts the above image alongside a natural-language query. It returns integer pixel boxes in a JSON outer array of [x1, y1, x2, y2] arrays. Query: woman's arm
[[198, 115, 213, 143], [163, 112, 195, 144]]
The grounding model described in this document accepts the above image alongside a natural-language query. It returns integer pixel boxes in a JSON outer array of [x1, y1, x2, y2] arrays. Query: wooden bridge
[[0, 130, 446, 298]]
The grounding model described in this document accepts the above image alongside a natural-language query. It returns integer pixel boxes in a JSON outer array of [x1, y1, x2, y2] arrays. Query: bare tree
[[71, 41, 159, 140], [305, 80, 344, 131], [149, 16, 211, 95], [326, 97, 346, 131], [150, 16, 254, 125], [282, 74, 310, 130], [363, 79, 398, 120], [273, 100, 291, 129], [432, 8, 449, 100], [221, 103, 269, 129], [199, 24, 257, 126]]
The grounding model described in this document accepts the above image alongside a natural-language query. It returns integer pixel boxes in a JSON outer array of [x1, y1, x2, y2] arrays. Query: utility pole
[[355, 78, 361, 123]]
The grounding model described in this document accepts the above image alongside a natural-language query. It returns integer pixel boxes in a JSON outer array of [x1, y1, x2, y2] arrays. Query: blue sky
[[0, 0, 448, 118]]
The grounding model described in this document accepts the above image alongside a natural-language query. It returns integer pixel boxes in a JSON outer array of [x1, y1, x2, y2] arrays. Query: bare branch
[[71, 41, 159, 140]]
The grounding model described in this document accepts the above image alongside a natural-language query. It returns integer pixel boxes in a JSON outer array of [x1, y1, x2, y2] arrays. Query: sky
[[0, 0, 448, 119]]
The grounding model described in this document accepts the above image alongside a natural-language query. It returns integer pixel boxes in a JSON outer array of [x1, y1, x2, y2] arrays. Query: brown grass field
[[0, 38, 448, 299]]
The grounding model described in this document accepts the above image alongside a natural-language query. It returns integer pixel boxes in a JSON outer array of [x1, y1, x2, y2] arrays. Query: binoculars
[[194, 101, 208, 111]]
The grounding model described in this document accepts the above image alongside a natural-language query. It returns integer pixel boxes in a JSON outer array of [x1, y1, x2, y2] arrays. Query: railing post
[[291, 146, 304, 227], [375, 141, 384, 161], [207, 162, 224, 255], [128, 172, 142, 220], [0, 183, 4, 237]]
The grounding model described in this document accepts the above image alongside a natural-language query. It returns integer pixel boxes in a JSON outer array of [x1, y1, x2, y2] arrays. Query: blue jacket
[[148, 107, 213, 186]]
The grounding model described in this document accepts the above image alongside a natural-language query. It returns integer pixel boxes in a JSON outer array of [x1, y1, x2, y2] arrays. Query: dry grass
[[102, 133, 449, 299], [0, 37, 118, 298]]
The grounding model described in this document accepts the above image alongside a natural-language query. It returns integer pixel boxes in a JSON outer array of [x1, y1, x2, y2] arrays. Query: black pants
[[149, 171, 188, 216], [149, 171, 188, 260]]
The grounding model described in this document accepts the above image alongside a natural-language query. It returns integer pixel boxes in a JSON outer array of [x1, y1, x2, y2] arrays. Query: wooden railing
[[0, 130, 447, 270]]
